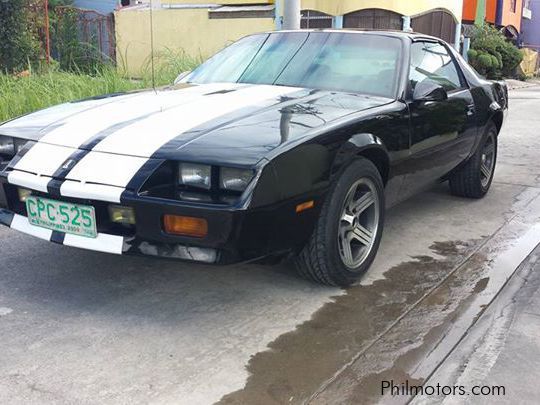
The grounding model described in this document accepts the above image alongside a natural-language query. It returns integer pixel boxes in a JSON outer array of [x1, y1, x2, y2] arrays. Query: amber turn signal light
[[296, 200, 314, 213], [163, 215, 208, 238]]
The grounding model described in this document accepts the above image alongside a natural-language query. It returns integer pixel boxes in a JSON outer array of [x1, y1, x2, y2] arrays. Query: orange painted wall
[[463, 0, 478, 21], [462, 0, 478, 21], [499, 0, 523, 30], [462, 0, 500, 24], [486, 0, 497, 23]]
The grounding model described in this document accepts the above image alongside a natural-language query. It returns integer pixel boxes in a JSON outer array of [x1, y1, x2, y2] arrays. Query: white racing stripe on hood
[[7, 84, 247, 193], [0, 97, 130, 138], [62, 85, 298, 190], [38, 83, 241, 149], [60, 181, 125, 203], [93, 85, 299, 157], [7, 170, 51, 193], [8, 84, 299, 202], [11, 142, 76, 177], [64, 152, 149, 188]]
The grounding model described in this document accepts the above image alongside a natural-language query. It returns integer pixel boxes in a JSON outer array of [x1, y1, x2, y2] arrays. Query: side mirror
[[413, 80, 448, 102], [173, 71, 191, 85]]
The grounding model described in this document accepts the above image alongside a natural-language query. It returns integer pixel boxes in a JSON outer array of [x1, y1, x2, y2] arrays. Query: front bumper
[[0, 208, 220, 263], [0, 180, 322, 265]]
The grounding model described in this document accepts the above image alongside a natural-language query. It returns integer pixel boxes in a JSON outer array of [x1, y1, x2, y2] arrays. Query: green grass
[[0, 68, 143, 122], [0, 51, 201, 123]]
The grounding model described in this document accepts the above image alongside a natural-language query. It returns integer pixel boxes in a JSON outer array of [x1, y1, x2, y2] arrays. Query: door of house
[[343, 9, 403, 30], [411, 10, 456, 43]]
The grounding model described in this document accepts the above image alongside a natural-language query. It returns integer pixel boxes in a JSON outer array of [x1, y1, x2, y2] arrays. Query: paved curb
[[505, 79, 540, 90]]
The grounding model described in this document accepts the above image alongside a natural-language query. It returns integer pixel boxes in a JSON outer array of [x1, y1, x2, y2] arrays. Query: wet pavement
[[411, 246, 540, 405], [1, 86, 540, 404]]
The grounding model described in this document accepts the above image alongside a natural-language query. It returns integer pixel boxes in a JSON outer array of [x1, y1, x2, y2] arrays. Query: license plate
[[26, 196, 97, 238]]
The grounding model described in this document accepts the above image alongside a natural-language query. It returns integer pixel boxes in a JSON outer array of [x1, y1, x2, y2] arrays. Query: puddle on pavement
[[219, 239, 483, 405], [311, 224, 540, 405], [314, 254, 490, 405]]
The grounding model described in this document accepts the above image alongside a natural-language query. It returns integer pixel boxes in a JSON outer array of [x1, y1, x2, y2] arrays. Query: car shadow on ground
[[2, 227, 338, 322]]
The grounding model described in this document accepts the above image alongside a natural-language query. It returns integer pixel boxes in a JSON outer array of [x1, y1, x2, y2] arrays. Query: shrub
[[53, 4, 108, 74], [467, 24, 523, 79], [0, 0, 40, 72]]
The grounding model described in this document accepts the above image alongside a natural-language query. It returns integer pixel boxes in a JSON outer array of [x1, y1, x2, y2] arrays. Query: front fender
[[331, 133, 390, 183]]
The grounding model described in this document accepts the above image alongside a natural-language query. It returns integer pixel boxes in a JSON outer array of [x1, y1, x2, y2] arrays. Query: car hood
[[1, 83, 391, 166]]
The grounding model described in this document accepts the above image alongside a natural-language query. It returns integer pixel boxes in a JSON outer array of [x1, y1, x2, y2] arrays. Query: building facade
[[521, 0, 539, 48], [462, 0, 523, 40], [295, 0, 463, 45], [462, 0, 497, 23], [497, 0, 524, 38], [115, 0, 465, 76]]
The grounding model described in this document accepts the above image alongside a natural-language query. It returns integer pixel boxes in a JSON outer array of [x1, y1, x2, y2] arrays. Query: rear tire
[[449, 123, 498, 199], [295, 158, 385, 287]]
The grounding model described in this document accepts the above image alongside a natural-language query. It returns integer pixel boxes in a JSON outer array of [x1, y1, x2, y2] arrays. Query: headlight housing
[[0, 135, 27, 160], [141, 161, 257, 205], [220, 167, 255, 192], [177, 163, 255, 194], [178, 163, 211, 190]]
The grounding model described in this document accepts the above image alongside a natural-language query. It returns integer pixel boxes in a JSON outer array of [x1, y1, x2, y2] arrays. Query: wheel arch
[[332, 133, 390, 186]]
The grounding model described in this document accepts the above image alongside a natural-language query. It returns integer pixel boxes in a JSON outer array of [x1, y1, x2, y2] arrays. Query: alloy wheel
[[480, 133, 496, 188], [338, 178, 380, 269]]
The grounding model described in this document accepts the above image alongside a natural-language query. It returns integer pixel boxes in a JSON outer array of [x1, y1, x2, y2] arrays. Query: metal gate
[[301, 10, 333, 29], [56, 6, 116, 64], [343, 8, 403, 30], [411, 9, 456, 43]]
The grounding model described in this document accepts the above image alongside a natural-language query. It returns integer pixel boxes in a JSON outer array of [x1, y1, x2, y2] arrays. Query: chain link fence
[[23, 1, 116, 70]]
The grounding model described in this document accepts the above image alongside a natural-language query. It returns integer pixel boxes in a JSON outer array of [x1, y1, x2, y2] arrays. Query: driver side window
[[409, 42, 464, 93]]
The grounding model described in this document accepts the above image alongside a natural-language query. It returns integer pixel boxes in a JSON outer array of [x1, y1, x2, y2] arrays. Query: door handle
[[466, 104, 475, 116]]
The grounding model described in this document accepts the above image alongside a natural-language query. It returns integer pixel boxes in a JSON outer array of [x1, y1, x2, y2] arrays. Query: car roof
[[266, 29, 444, 43]]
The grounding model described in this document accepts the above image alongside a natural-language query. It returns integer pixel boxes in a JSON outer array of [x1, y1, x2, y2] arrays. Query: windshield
[[185, 32, 402, 98]]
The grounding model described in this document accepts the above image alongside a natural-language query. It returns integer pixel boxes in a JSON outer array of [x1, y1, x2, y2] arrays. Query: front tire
[[295, 158, 385, 287], [449, 123, 498, 198]]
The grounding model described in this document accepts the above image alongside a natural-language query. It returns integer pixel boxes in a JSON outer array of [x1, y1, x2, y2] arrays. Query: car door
[[403, 40, 477, 196]]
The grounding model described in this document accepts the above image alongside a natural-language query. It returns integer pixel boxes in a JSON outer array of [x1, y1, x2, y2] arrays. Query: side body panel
[[403, 89, 476, 197], [250, 101, 411, 253]]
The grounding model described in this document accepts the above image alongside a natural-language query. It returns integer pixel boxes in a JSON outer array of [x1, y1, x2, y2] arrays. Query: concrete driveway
[[1, 87, 540, 405]]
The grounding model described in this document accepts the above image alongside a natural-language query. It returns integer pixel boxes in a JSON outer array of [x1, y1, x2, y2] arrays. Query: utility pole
[[282, 0, 301, 30], [44, 0, 50, 64]]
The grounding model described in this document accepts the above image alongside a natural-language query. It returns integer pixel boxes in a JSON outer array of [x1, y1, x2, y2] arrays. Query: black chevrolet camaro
[[0, 30, 508, 286]]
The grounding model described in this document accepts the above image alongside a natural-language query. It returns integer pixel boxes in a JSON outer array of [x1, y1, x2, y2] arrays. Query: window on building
[[510, 0, 517, 12], [300, 10, 333, 29]]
